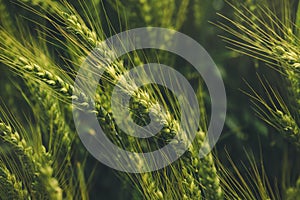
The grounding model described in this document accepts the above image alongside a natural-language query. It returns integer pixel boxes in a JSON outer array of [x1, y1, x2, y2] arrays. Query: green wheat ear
[[0, 162, 28, 199], [216, 0, 300, 147], [286, 177, 300, 200], [0, 117, 62, 199], [243, 76, 300, 149]]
